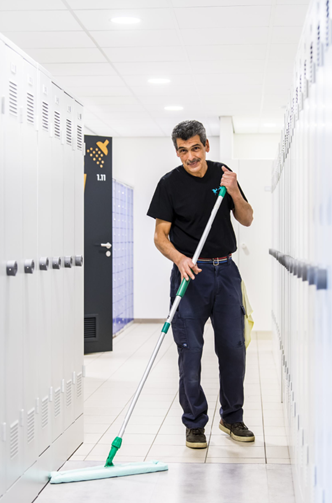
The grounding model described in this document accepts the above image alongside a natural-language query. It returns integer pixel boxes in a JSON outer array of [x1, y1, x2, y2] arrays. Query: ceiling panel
[[25, 48, 107, 63], [269, 44, 298, 60], [187, 44, 267, 61], [91, 29, 180, 48], [192, 73, 264, 86], [64, 86, 132, 97], [274, 4, 309, 26], [180, 27, 269, 45], [121, 74, 189, 86], [112, 61, 193, 75], [44, 62, 116, 76], [0, 11, 82, 31], [74, 9, 176, 31], [184, 60, 266, 74], [271, 26, 303, 43], [68, 0, 169, 8], [130, 85, 198, 97], [0, 0, 66, 9], [104, 46, 187, 63], [2, 31, 94, 48], [171, 0, 274, 5], [55, 75, 127, 88], [174, 6, 272, 29]]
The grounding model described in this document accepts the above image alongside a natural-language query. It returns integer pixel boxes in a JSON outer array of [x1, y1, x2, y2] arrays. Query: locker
[[73, 99, 84, 421], [0, 38, 5, 499], [36, 66, 53, 456], [50, 83, 65, 444], [62, 91, 75, 432], [3, 43, 24, 491], [21, 56, 39, 472]]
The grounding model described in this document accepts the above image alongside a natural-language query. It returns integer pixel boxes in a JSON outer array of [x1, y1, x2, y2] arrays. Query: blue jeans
[[170, 258, 246, 428]]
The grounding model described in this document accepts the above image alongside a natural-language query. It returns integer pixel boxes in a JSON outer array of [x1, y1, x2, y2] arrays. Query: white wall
[[113, 135, 273, 328], [234, 134, 280, 159]]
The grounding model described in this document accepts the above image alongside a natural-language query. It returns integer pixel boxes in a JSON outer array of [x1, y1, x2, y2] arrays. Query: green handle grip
[[176, 277, 191, 298], [219, 186, 227, 197]]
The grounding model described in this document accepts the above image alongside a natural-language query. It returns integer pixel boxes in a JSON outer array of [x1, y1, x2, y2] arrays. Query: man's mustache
[[187, 158, 201, 165]]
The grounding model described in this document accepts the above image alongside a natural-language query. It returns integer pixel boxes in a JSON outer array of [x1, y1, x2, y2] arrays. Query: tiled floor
[[75, 323, 290, 465], [36, 323, 295, 503]]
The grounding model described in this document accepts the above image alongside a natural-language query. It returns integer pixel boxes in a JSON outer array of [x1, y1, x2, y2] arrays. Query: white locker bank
[[0, 34, 84, 502]]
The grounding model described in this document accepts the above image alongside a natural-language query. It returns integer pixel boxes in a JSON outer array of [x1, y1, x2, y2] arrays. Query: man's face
[[176, 135, 210, 177]]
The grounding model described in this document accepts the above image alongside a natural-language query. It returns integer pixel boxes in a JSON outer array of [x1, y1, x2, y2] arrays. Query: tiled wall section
[[112, 180, 134, 334]]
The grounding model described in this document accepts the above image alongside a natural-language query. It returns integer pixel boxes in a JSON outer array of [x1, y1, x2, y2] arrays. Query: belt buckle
[[213, 258, 219, 266]]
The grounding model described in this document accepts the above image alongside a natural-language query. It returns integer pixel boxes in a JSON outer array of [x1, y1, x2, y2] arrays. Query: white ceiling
[[0, 0, 310, 137]]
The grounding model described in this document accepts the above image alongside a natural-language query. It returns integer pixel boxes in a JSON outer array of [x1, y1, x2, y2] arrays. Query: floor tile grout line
[[83, 325, 169, 402], [143, 391, 180, 462], [257, 337, 267, 464], [204, 394, 219, 463], [82, 335, 176, 461]]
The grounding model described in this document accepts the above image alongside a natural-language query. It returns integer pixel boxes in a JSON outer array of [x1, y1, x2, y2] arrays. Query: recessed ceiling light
[[111, 17, 141, 24], [263, 123, 277, 127], [148, 78, 171, 84], [164, 105, 183, 111]]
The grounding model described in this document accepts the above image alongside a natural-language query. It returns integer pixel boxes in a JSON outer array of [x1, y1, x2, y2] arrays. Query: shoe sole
[[219, 423, 255, 442], [186, 440, 207, 449]]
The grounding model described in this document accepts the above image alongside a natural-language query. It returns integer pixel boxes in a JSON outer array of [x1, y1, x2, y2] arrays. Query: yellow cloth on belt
[[241, 280, 254, 349]]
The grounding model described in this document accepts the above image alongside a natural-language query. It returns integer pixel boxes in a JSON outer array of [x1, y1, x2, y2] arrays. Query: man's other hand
[[176, 255, 202, 282]]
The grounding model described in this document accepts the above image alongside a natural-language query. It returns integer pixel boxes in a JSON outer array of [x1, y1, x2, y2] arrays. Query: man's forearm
[[232, 192, 254, 227], [154, 233, 183, 266]]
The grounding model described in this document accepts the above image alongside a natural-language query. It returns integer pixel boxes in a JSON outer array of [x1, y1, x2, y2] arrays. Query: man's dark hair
[[171, 120, 207, 150]]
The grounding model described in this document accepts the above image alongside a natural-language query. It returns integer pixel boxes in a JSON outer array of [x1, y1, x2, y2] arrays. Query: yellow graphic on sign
[[86, 139, 109, 169], [84, 174, 87, 192]]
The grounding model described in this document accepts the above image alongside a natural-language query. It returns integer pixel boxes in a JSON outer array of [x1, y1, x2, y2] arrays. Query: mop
[[49, 185, 227, 484]]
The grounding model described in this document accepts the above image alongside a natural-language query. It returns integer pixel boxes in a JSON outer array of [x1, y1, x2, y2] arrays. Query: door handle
[[100, 242, 112, 249]]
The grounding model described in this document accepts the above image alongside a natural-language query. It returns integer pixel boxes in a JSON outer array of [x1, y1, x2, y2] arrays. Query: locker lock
[[24, 259, 35, 274], [75, 255, 83, 267], [64, 256, 73, 268], [6, 261, 18, 276], [52, 257, 61, 270], [39, 257, 49, 271]]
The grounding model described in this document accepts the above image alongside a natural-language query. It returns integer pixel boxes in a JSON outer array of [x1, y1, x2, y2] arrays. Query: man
[[147, 120, 255, 448]]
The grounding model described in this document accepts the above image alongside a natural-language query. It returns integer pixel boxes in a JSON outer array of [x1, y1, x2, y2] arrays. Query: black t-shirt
[[147, 160, 248, 258]]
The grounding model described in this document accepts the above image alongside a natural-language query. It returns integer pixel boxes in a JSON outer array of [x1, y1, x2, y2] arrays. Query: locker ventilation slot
[[66, 380, 72, 407], [27, 409, 35, 443], [84, 316, 97, 339], [27, 92, 34, 124], [41, 397, 48, 428], [42, 101, 49, 131], [77, 372, 82, 398], [9, 81, 18, 116], [54, 111, 61, 139], [54, 388, 61, 417], [77, 125, 83, 150], [10, 422, 19, 459], [66, 119, 72, 145]]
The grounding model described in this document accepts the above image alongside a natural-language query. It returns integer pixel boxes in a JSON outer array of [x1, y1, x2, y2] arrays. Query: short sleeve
[[147, 178, 174, 223]]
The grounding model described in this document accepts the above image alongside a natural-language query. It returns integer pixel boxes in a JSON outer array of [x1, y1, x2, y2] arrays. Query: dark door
[[84, 135, 113, 353]]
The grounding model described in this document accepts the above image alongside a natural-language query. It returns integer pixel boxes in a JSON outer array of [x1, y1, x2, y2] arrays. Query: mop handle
[[118, 186, 227, 438]]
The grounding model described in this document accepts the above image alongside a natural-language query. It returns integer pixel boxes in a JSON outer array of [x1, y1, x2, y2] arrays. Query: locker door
[[22, 57, 39, 471], [0, 38, 6, 499], [50, 83, 65, 442], [37, 68, 52, 455], [73, 100, 84, 420], [3, 44, 24, 490], [62, 92, 75, 430]]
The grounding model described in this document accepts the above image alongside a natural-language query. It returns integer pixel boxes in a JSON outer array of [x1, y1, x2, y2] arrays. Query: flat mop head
[[49, 461, 168, 484]]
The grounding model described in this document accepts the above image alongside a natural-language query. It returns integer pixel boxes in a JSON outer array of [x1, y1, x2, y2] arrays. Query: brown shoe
[[186, 428, 207, 449], [219, 419, 255, 442]]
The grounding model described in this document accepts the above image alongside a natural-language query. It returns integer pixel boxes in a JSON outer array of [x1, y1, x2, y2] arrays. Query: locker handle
[[24, 259, 35, 274], [64, 256, 73, 268], [39, 257, 49, 271], [52, 257, 61, 270], [308, 266, 317, 286], [6, 261, 18, 276], [316, 268, 328, 290], [75, 255, 84, 267], [301, 264, 308, 282]]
